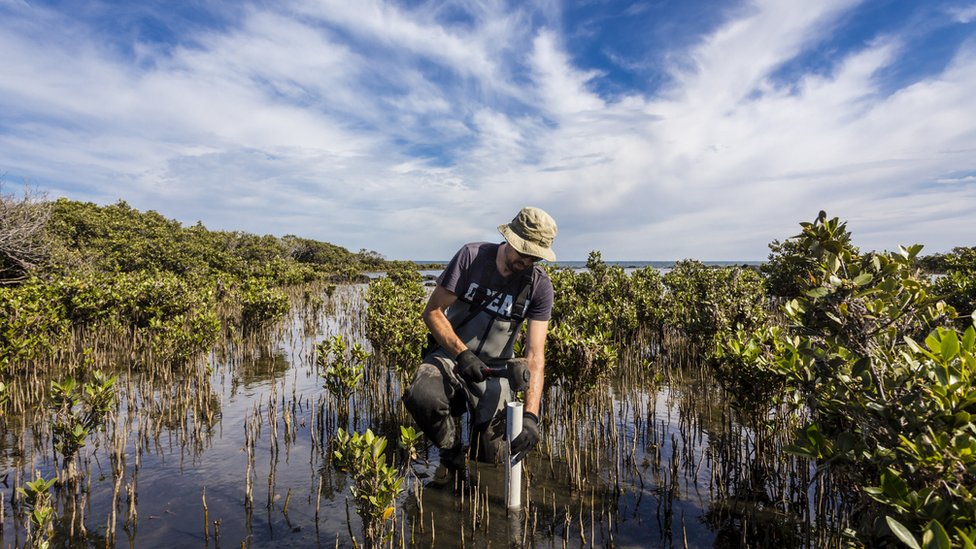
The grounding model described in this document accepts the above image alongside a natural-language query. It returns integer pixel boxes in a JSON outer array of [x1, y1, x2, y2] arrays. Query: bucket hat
[[498, 207, 557, 262]]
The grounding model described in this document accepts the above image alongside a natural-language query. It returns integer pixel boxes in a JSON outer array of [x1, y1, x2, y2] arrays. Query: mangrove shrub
[[546, 252, 667, 391], [718, 211, 970, 546], [663, 259, 767, 354], [364, 268, 427, 379]]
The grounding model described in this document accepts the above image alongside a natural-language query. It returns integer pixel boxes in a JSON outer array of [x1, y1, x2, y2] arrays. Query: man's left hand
[[511, 412, 539, 464]]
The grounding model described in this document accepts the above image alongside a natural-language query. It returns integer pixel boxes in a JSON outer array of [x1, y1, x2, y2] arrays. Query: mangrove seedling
[[17, 472, 57, 549], [50, 368, 117, 482], [398, 425, 422, 465], [332, 428, 404, 547], [316, 335, 368, 415], [0, 379, 8, 416]]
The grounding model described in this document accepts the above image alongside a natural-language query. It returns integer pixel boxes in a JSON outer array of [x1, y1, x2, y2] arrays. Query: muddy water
[[0, 284, 818, 548]]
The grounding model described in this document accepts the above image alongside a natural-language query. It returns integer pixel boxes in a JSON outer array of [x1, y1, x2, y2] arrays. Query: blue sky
[[1, 0, 974, 261]]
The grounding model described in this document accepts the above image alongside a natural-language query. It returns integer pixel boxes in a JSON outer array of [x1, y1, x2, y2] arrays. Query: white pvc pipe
[[506, 401, 523, 509]]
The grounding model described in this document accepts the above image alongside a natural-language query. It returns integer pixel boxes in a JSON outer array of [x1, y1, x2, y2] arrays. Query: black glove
[[506, 358, 531, 392], [510, 412, 539, 465], [456, 349, 488, 383]]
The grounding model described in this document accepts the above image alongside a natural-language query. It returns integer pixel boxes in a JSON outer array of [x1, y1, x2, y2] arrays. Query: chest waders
[[404, 268, 536, 463]]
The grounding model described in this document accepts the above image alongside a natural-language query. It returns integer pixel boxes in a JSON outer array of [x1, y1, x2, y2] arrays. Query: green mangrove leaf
[[783, 443, 818, 460], [922, 519, 951, 549], [805, 287, 830, 299], [828, 254, 841, 273], [905, 337, 939, 362], [906, 243, 924, 258], [954, 527, 976, 549], [926, 331, 942, 355], [853, 272, 873, 287], [941, 331, 960, 362], [886, 516, 922, 549], [882, 469, 909, 499], [954, 436, 975, 458]]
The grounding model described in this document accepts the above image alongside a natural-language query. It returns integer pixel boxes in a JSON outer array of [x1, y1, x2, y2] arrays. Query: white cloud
[[936, 175, 976, 184], [529, 30, 605, 115], [948, 4, 976, 23]]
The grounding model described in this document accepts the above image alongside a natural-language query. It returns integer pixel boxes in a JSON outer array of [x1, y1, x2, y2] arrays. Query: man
[[403, 207, 556, 466]]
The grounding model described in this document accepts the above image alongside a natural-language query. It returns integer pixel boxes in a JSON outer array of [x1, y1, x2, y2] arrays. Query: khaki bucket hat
[[498, 207, 557, 262]]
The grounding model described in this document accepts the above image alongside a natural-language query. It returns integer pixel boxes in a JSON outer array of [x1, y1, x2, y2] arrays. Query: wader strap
[[510, 269, 535, 321], [472, 269, 534, 356]]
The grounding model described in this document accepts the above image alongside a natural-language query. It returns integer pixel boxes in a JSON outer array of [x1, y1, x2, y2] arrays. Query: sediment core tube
[[506, 401, 523, 509]]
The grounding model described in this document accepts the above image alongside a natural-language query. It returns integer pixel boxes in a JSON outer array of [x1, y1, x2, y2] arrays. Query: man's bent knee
[[402, 361, 462, 448]]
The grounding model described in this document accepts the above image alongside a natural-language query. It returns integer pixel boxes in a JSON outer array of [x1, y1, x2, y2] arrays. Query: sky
[[1, 0, 975, 261]]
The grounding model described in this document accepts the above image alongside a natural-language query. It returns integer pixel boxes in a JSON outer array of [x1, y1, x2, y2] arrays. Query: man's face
[[505, 243, 541, 272]]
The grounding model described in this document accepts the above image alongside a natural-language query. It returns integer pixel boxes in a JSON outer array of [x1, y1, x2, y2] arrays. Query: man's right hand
[[456, 350, 488, 383]]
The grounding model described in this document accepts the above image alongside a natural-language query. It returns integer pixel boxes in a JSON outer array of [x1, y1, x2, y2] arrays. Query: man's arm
[[422, 285, 467, 358], [522, 319, 548, 416]]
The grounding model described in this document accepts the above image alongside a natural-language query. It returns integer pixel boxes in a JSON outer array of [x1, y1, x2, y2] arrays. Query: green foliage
[[283, 236, 393, 276], [0, 278, 71, 368], [806, 327, 976, 547], [239, 277, 290, 329], [719, 212, 946, 408], [333, 428, 404, 546], [784, 213, 947, 356], [713, 325, 805, 413], [398, 425, 422, 465], [43, 198, 398, 283], [51, 365, 117, 472], [933, 247, 976, 328], [364, 267, 427, 378], [915, 252, 949, 275], [663, 259, 767, 353], [17, 472, 57, 549], [546, 251, 667, 390], [545, 254, 619, 390], [717, 211, 970, 546], [0, 380, 8, 415], [630, 265, 669, 330], [0, 271, 222, 366], [316, 335, 368, 410], [762, 237, 822, 299], [103, 271, 221, 359], [546, 319, 618, 391], [1, 198, 403, 370], [546, 253, 765, 393]]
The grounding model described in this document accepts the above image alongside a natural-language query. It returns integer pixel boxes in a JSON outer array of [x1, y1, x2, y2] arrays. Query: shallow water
[[0, 284, 820, 548]]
